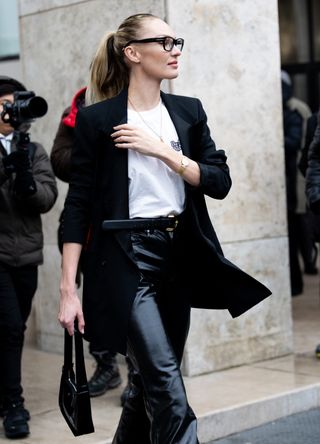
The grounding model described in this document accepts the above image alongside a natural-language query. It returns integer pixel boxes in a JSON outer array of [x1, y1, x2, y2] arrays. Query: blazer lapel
[[103, 89, 129, 219], [105, 88, 128, 128], [102, 89, 137, 260]]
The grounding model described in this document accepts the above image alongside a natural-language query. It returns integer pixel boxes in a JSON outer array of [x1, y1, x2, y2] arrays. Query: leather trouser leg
[[112, 230, 199, 444]]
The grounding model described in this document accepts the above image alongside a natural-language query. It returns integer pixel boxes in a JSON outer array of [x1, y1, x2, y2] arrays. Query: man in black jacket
[[305, 108, 320, 359], [0, 76, 58, 439], [305, 109, 320, 211], [281, 73, 304, 295]]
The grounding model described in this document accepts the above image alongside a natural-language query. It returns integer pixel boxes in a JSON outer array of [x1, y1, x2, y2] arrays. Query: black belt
[[102, 215, 179, 232]]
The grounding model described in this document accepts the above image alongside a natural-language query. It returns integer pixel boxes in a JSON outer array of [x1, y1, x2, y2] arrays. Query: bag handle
[[63, 327, 73, 369], [74, 324, 88, 386], [63, 321, 88, 386]]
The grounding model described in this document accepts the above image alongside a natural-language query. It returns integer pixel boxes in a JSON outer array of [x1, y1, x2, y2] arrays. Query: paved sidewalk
[[211, 407, 320, 443]]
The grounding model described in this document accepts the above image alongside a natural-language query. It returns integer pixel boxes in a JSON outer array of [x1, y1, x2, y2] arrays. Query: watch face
[[182, 157, 189, 167], [178, 156, 189, 176]]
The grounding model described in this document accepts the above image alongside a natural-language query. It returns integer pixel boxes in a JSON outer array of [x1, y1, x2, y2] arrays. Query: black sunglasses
[[124, 36, 184, 52]]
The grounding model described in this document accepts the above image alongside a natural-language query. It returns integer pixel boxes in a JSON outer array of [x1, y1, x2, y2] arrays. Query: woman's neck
[[128, 78, 161, 111]]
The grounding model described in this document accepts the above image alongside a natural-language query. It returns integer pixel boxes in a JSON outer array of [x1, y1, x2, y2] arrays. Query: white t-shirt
[[127, 100, 186, 218]]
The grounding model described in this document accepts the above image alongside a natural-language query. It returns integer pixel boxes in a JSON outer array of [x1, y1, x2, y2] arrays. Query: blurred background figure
[[299, 109, 320, 271], [50, 87, 133, 405], [281, 70, 317, 296], [305, 106, 320, 359], [0, 76, 57, 439]]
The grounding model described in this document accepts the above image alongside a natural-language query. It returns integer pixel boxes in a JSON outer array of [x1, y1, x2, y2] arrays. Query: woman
[[58, 13, 271, 444]]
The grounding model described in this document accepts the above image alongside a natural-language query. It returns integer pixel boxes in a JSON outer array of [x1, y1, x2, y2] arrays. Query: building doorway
[[278, 0, 320, 112]]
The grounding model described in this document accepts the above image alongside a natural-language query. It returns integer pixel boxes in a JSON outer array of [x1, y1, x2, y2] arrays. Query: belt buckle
[[166, 214, 178, 232]]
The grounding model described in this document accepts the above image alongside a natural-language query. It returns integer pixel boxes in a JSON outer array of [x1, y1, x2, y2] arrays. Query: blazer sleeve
[[63, 108, 99, 244], [192, 99, 232, 200]]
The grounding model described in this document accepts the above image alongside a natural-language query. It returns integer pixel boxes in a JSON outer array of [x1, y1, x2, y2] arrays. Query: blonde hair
[[86, 13, 158, 105]]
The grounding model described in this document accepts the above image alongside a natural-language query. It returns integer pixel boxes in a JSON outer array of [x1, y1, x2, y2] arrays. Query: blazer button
[[101, 260, 107, 267]]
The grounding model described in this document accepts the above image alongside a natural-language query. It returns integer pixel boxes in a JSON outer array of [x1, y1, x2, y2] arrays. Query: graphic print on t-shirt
[[170, 140, 181, 151]]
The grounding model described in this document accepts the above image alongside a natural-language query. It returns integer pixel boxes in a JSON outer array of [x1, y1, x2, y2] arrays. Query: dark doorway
[[278, 0, 320, 112]]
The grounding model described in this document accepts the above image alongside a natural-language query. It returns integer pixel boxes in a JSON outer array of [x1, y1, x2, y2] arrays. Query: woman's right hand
[[58, 242, 85, 335], [58, 281, 85, 335]]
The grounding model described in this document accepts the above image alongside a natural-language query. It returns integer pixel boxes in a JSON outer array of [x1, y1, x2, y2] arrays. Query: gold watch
[[178, 156, 189, 176]]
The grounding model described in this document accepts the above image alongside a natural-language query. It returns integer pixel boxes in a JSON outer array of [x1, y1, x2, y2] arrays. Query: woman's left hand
[[111, 124, 201, 187]]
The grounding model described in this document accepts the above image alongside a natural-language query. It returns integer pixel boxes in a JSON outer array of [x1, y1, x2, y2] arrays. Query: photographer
[[0, 76, 57, 439]]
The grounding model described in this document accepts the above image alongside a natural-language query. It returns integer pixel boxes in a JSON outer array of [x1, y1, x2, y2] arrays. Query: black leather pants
[[112, 229, 199, 444]]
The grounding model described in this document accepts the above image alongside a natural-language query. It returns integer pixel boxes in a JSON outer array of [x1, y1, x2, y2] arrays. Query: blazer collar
[[107, 88, 128, 126]]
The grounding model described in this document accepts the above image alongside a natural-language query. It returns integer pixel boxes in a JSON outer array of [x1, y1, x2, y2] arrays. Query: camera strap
[[27, 142, 37, 162]]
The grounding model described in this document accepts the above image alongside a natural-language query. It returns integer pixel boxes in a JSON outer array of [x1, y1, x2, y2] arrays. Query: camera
[[1, 91, 48, 130]]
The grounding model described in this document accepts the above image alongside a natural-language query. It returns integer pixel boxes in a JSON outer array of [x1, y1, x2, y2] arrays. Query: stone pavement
[[211, 407, 320, 443], [0, 272, 319, 443]]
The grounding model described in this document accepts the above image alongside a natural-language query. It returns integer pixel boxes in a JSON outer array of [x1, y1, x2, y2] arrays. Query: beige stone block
[[168, 0, 285, 243], [183, 237, 293, 376], [19, 0, 81, 16], [35, 245, 63, 352]]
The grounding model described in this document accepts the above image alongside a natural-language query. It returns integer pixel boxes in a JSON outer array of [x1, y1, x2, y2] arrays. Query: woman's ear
[[123, 46, 141, 64]]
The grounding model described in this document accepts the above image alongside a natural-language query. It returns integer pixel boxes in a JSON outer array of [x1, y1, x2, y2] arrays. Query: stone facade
[[18, 0, 292, 375]]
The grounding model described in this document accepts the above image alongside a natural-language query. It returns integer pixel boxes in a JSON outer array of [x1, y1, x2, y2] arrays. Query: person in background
[[299, 111, 320, 270], [281, 70, 316, 295], [286, 77, 318, 276], [305, 107, 320, 359], [50, 87, 133, 405], [0, 76, 58, 439], [58, 13, 271, 443]]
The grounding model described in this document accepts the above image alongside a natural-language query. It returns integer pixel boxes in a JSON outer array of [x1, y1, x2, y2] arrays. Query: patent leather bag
[[59, 325, 94, 436]]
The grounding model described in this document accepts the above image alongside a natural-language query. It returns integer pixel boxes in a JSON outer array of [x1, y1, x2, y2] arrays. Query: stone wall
[[18, 0, 292, 375]]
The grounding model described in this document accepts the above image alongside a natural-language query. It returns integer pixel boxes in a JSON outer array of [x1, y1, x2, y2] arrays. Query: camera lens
[[27, 96, 48, 118]]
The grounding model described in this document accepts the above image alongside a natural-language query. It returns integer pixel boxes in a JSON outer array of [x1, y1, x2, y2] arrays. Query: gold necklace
[[128, 97, 163, 142]]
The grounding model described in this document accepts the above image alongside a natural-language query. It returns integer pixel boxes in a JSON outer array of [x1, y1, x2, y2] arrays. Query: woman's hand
[[58, 242, 84, 336], [58, 282, 85, 335], [111, 124, 201, 186], [111, 124, 166, 157]]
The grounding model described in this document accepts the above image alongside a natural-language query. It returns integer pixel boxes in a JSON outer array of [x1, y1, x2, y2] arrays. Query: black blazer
[[63, 89, 272, 355]]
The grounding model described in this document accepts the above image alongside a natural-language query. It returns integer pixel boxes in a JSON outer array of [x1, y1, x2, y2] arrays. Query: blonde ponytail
[[86, 31, 128, 105]]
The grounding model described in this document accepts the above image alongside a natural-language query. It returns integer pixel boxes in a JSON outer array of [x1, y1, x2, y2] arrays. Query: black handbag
[[58, 325, 94, 436]]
